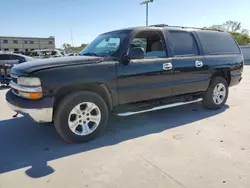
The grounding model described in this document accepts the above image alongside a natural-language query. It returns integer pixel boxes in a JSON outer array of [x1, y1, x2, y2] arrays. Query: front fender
[[31, 61, 119, 108]]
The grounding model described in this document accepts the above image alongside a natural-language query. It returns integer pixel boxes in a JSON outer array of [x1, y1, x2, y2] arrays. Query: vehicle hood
[[11, 56, 103, 76]]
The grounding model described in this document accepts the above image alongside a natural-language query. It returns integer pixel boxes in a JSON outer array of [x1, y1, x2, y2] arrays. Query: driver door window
[[131, 32, 167, 58]]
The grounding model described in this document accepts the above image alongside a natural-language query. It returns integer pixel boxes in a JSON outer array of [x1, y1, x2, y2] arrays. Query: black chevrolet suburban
[[6, 25, 243, 143]]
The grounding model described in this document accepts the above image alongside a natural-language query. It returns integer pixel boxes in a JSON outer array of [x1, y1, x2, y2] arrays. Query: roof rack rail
[[150, 24, 224, 32], [150, 24, 169, 27]]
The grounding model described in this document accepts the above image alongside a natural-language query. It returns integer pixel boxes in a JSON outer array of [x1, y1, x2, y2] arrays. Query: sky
[[1, 0, 250, 48]]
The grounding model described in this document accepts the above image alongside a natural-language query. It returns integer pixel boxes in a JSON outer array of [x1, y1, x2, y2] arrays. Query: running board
[[116, 98, 203, 116]]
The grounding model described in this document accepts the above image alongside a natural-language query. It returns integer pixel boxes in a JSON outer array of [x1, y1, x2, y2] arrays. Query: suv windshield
[[79, 31, 129, 57]]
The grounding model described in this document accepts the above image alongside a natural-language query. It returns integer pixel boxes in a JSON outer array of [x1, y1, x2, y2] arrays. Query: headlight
[[18, 77, 41, 86], [14, 77, 43, 99]]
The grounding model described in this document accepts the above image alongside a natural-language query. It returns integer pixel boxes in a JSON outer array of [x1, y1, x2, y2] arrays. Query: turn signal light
[[29, 92, 43, 99], [19, 91, 43, 100]]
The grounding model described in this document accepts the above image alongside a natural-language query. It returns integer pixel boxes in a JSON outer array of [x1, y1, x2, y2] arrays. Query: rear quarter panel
[[203, 54, 243, 86], [194, 31, 243, 87]]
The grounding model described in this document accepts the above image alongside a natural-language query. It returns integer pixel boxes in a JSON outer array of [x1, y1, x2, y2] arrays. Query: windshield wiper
[[81, 52, 99, 56]]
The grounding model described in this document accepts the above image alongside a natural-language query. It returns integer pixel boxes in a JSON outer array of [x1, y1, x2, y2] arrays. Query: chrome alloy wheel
[[213, 83, 226, 105], [68, 102, 101, 136]]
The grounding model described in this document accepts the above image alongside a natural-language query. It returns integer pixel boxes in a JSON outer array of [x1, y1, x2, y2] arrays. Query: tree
[[230, 33, 250, 45], [203, 24, 224, 31], [222, 21, 241, 33], [79, 43, 88, 50], [62, 43, 88, 52], [241, 29, 249, 35], [204, 21, 250, 45], [63, 43, 72, 49], [205, 21, 249, 34]]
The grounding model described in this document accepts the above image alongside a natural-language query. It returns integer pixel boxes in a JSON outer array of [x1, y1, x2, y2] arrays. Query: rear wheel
[[202, 77, 228, 109], [54, 91, 108, 143]]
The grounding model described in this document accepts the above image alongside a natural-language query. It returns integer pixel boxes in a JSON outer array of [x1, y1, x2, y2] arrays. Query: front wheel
[[54, 91, 109, 143], [202, 77, 229, 109]]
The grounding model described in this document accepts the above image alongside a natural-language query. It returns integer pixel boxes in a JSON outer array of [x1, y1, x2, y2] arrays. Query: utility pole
[[140, 0, 154, 26], [69, 19, 74, 46]]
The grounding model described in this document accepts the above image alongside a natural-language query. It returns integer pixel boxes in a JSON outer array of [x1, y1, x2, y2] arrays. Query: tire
[[54, 91, 109, 143], [202, 76, 229, 109]]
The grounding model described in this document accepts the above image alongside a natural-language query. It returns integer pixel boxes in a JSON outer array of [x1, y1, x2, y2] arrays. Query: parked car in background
[[0, 52, 34, 65], [67, 53, 79, 56], [26, 49, 64, 59], [241, 45, 250, 65], [0, 52, 34, 85], [13, 51, 25, 55]]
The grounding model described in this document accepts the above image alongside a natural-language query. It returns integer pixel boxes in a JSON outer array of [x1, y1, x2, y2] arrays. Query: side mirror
[[129, 47, 145, 59]]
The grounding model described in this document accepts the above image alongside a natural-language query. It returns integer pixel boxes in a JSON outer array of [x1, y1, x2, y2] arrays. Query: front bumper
[[5, 90, 54, 123]]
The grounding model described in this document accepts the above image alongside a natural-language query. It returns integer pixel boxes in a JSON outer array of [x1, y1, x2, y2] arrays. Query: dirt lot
[[0, 66, 250, 188]]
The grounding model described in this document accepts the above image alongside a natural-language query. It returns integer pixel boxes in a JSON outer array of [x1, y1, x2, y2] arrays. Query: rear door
[[167, 30, 210, 95]]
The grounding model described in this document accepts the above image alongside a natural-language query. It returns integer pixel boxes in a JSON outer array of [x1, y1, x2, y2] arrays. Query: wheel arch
[[211, 68, 231, 86], [53, 83, 113, 113]]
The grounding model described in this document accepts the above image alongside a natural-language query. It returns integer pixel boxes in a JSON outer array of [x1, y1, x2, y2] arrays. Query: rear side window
[[0, 54, 9, 60], [197, 31, 240, 54], [9, 55, 25, 63], [241, 47, 250, 60], [168, 31, 199, 56]]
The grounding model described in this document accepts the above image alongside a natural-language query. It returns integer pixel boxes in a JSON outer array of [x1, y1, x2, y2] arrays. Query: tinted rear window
[[168, 31, 199, 56], [241, 47, 250, 60], [197, 31, 240, 54]]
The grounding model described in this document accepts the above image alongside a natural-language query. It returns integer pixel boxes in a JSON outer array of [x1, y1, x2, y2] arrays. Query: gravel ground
[[0, 66, 250, 188]]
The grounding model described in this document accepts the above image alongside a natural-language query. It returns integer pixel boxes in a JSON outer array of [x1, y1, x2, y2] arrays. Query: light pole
[[69, 19, 74, 47], [140, 0, 154, 26]]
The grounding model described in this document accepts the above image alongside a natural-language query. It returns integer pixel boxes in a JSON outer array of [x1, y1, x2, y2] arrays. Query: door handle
[[195, 61, 203, 68], [163, 62, 173, 70]]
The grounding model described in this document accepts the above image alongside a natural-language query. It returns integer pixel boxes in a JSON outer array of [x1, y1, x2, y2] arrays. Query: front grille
[[0, 66, 6, 78], [10, 74, 20, 97], [10, 73, 18, 84], [6, 69, 11, 77], [0, 68, 4, 78], [12, 77, 18, 84], [5, 72, 19, 97]]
